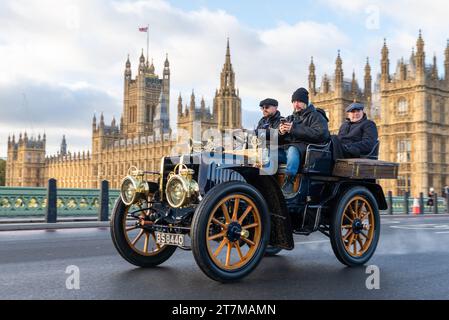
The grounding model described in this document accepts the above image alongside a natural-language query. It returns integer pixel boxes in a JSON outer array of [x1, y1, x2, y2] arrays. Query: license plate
[[155, 232, 185, 247]]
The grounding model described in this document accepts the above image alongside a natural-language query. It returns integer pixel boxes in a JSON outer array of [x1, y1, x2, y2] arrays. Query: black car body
[[111, 140, 398, 282]]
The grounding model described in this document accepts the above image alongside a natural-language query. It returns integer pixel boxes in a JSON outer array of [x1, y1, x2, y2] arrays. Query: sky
[[0, 0, 448, 157]]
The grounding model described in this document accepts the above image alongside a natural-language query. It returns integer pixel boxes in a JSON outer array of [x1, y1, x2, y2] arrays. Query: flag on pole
[[139, 25, 150, 64]]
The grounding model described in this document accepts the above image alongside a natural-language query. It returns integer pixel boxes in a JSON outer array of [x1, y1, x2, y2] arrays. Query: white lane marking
[[294, 240, 329, 245], [381, 220, 401, 224], [435, 231, 449, 234], [391, 224, 449, 230]]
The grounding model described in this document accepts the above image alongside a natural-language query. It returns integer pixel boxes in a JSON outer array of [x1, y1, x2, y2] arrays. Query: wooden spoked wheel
[[111, 198, 176, 267], [206, 194, 262, 271], [123, 203, 163, 256], [340, 196, 375, 258]]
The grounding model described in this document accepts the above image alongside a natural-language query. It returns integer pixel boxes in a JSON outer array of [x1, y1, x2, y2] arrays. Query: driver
[[255, 98, 282, 143]]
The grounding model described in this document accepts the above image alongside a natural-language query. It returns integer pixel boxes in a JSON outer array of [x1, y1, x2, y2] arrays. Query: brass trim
[[159, 156, 166, 198]]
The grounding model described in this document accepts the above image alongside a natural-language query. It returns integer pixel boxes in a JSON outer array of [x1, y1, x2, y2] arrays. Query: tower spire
[[416, 30, 425, 75], [308, 56, 316, 95], [445, 39, 449, 82], [201, 96, 206, 113], [100, 112, 105, 130], [190, 89, 195, 113], [364, 57, 372, 95], [432, 53, 438, 80], [177, 93, 183, 117], [219, 38, 235, 93], [60, 135, 67, 156], [126, 54, 131, 67], [351, 70, 357, 98], [125, 54, 132, 80], [149, 58, 155, 74], [226, 37, 231, 63], [335, 50, 343, 87], [381, 38, 390, 84], [322, 74, 330, 93], [164, 53, 169, 68], [214, 37, 241, 130], [139, 49, 146, 74]]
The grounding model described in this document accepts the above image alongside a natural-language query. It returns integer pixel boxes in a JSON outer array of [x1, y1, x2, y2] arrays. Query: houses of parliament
[[5, 32, 449, 196], [5, 40, 242, 190]]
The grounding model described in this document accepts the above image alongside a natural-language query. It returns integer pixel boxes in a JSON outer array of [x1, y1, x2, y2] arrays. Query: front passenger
[[279, 88, 330, 196]]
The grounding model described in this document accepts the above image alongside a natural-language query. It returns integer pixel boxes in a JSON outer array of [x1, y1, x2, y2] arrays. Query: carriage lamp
[[120, 167, 150, 206], [165, 164, 199, 208]]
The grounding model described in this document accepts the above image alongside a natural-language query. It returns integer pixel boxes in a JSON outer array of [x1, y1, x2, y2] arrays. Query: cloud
[[0, 80, 119, 126], [0, 0, 355, 158], [2, 0, 448, 159], [321, 0, 449, 67], [0, 80, 120, 156]]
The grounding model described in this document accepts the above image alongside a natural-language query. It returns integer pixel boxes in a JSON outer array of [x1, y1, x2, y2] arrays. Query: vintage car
[[110, 138, 398, 282]]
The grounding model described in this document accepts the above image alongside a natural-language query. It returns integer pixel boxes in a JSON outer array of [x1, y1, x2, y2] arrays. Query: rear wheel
[[330, 186, 380, 267], [110, 198, 176, 267], [191, 181, 270, 282]]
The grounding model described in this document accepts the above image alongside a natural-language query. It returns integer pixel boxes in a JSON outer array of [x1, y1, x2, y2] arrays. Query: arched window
[[397, 98, 408, 115], [397, 139, 411, 163]]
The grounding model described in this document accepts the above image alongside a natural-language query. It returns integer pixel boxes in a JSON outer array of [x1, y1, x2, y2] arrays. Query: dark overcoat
[[280, 104, 330, 161]]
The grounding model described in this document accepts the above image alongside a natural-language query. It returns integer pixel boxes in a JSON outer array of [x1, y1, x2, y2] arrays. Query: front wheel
[[329, 186, 380, 267], [191, 181, 270, 282], [265, 246, 283, 256], [110, 198, 177, 267]]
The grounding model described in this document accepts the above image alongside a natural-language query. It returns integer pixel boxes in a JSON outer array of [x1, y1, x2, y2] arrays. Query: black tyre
[[110, 198, 176, 267], [191, 181, 270, 282], [265, 246, 283, 256], [330, 186, 380, 267]]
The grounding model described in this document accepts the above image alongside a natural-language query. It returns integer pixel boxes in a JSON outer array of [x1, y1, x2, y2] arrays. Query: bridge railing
[[0, 180, 448, 222], [0, 181, 119, 221], [382, 191, 448, 215]]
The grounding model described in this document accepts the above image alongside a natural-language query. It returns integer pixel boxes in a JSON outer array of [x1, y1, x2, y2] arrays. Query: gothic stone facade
[[6, 40, 242, 189], [311, 32, 449, 196], [7, 33, 449, 196]]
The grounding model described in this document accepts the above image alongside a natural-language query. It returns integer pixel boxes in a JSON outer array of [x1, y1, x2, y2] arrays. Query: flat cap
[[259, 98, 278, 107], [346, 102, 364, 112]]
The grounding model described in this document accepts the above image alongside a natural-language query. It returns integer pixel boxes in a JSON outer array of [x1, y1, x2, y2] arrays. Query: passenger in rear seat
[[332, 102, 378, 159]]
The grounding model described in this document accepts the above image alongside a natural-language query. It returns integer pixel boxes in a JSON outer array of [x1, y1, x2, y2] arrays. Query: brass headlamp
[[165, 163, 199, 208], [120, 166, 150, 206]]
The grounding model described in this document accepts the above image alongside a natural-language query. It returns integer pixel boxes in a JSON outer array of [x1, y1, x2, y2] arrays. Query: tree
[[0, 159, 5, 186]]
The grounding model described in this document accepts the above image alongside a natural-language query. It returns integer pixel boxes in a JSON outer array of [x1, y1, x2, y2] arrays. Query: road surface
[[1, 215, 449, 299]]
